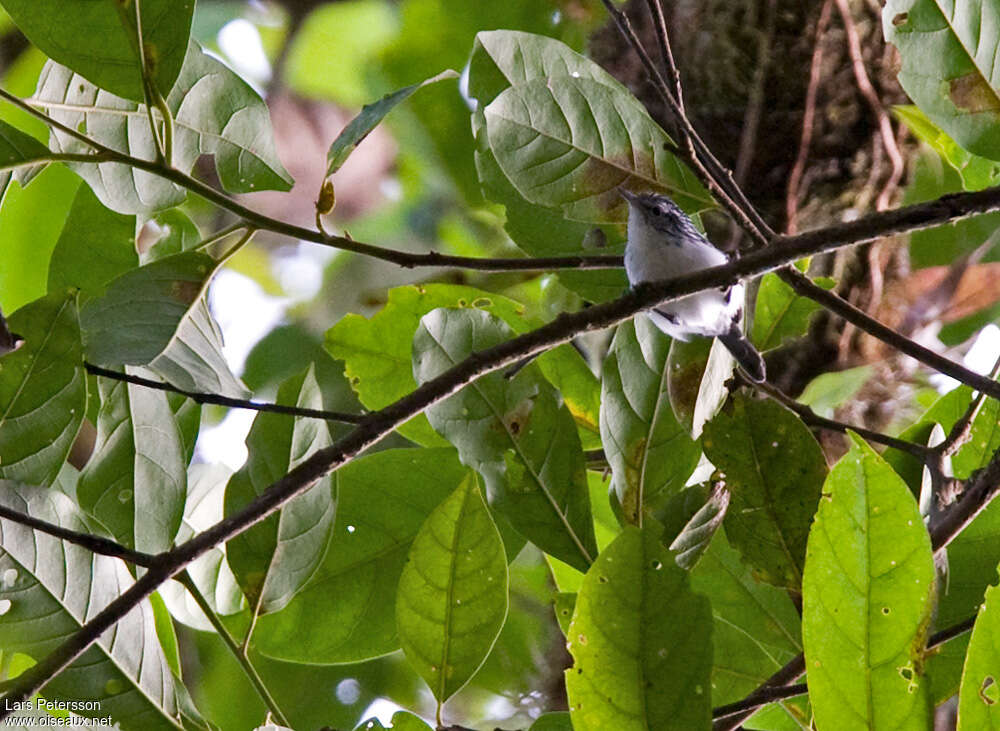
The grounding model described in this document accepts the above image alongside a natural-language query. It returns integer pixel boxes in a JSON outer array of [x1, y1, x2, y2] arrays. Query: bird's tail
[[718, 324, 766, 383]]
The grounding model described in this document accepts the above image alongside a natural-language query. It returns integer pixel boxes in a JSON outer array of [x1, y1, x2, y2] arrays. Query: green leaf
[[599, 318, 700, 524], [78, 370, 187, 553], [397, 473, 508, 704], [958, 572, 1000, 728], [0, 165, 80, 314], [326, 70, 458, 176], [703, 395, 827, 589], [565, 524, 713, 730], [148, 297, 251, 399], [0, 292, 85, 487], [414, 308, 597, 571], [34, 41, 292, 215], [690, 531, 802, 708], [252, 448, 469, 664], [894, 104, 1000, 190], [668, 486, 729, 570], [142, 209, 203, 263], [326, 283, 533, 446], [751, 273, 833, 352], [0, 118, 52, 203], [484, 76, 712, 223], [797, 364, 873, 418], [0, 482, 207, 730], [884, 1, 1000, 162], [802, 435, 935, 731], [536, 344, 602, 449], [79, 251, 217, 366], [47, 184, 138, 301], [0, 0, 193, 102], [666, 336, 735, 438], [225, 365, 338, 615], [159, 463, 246, 631]]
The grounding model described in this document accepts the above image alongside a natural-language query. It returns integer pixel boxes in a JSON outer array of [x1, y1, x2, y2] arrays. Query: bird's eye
[[650, 206, 661, 216]]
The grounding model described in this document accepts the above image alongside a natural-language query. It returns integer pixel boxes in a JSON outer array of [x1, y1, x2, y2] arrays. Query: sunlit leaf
[[802, 435, 935, 730], [0, 292, 85, 487], [566, 524, 712, 730], [34, 41, 292, 215], [894, 104, 1000, 190], [414, 308, 597, 572], [396, 473, 508, 703], [957, 571, 1000, 728]]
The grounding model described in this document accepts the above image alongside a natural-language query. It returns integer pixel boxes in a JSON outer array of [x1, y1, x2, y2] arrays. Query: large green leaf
[[802, 435, 935, 731], [414, 308, 597, 572], [78, 370, 186, 553], [252, 448, 469, 664], [884, 0, 1000, 162], [326, 283, 534, 447], [484, 75, 711, 223], [703, 394, 827, 589], [0, 292, 85, 487], [0, 119, 53, 203], [225, 365, 339, 616], [666, 336, 735, 439], [396, 473, 508, 704], [34, 41, 292, 215], [599, 318, 700, 524], [958, 571, 1000, 728], [0, 482, 206, 730], [895, 104, 1000, 191], [79, 251, 217, 366], [536, 344, 602, 449], [565, 525, 712, 730], [0, 0, 193, 102], [690, 531, 802, 710], [47, 184, 138, 300]]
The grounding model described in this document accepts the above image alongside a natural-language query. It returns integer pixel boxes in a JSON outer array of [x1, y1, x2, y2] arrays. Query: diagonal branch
[[85, 363, 366, 424]]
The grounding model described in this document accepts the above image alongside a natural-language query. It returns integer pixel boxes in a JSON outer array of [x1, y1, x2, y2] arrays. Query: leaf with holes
[[33, 41, 292, 215], [0, 292, 85, 487], [396, 473, 508, 704], [1, 0, 193, 101], [599, 318, 700, 525], [252, 448, 469, 663], [78, 370, 186, 553], [484, 76, 711, 223], [703, 394, 827, 589], [802, 434, 935, 730], [884, 1, 1000, 162], [225, 365, 339, 616], [414, 307, 597, 572], [958, 571, 1000, 727], [0, 482, 208, 730], [565, 524, 712, 730]]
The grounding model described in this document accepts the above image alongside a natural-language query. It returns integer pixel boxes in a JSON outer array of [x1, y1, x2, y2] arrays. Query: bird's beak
[[618, 187, 638, 204]]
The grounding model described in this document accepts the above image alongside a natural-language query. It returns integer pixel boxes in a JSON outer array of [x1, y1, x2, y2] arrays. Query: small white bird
[[620, 189, 766, 382]]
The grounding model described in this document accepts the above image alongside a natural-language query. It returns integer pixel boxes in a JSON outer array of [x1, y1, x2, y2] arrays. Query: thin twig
[[786, 0, 832, 235], [177, 572, 290, 727], [0, 504, 155, 566], [85, 364, 366, 424], [752, 378, 930, 458], [642, 0, 685, 112]]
